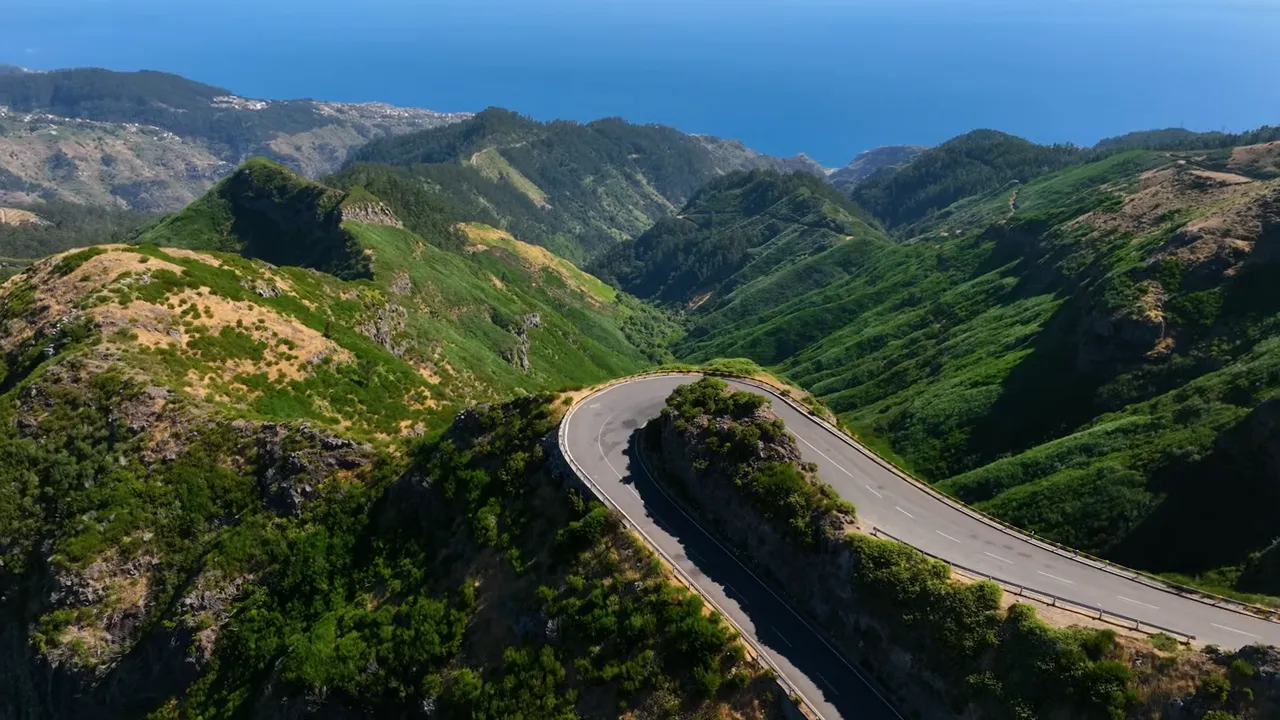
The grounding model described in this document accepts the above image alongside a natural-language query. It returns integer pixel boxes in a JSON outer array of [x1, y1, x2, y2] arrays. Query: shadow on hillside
[[617, 428, 905, 720], [960, 299, 1103, 484], [1110, 398, 1280, 585]]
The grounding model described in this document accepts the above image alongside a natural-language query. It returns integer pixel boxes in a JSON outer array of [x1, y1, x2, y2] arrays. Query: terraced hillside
[[618, 143, 1280, 599]]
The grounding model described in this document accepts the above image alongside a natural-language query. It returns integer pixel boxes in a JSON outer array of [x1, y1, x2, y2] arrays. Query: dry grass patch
[[0, 207, 45, 226]]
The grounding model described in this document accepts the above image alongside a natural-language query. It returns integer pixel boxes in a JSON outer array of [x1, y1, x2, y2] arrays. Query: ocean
[[4, 0, 1279, 167]]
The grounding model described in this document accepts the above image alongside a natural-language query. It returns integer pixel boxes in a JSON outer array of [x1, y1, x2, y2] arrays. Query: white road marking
[[1212, 623, 1260, 639], [627, 485, 641, 498], [596, 414, 622, 479], [895, 506, 914, 519], [865, 484, 883, 498], [568, 377, 911, 720], [772, 626, 793, 647], [1038, 571, 1075, 585], [724, 582, 745, 602], [631, 430, 900, 718], [1117, 595, 1160, 610], [795, 434, 854, 477], [984, 552, 1013, 564], [817, 673, 839, 696], [936, 530, 961, 543]]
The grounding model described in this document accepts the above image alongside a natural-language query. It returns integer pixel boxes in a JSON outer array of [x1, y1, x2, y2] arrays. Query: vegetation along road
[[561, 375, 1280, 717]]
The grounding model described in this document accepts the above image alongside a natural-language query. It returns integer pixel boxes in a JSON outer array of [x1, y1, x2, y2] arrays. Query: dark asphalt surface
[[561, 375, 1280, 718]]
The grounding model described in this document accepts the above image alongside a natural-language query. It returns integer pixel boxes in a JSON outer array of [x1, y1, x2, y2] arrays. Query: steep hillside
[[135, 159, 656, 402], [828, 144, 927, 191], [0, 199, 154, 279], [347, 108, 822, 263], [671, 142, 1280, 598], [0, 67, 468, 210], [850, 130, 1091, 231], [590, 169, 881, 307], [0, 247, 777, 716], [648, 379, 1280, 720], [693, 135, 828, 176]]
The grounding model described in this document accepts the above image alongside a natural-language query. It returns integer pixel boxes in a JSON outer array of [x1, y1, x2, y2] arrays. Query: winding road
[[560, 374, 1280, 719]]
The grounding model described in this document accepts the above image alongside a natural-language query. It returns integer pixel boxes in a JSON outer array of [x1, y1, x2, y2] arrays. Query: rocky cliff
[[653, 381, 948, 714]]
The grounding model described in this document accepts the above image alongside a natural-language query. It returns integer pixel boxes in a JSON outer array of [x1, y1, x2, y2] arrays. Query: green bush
[[1229, 658, 1256, 679], [1200, 673, 1232, 703]]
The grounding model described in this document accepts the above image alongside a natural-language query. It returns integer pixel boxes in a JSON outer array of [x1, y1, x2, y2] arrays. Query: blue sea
[[4, 0, 1279, 167]]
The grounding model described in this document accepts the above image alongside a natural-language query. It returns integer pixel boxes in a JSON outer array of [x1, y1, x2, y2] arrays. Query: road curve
[[561, 375, 1280, 717]]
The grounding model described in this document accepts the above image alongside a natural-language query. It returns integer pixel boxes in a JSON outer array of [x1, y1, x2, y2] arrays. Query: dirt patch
[[416, 363, 442, 384], [158, 247, 225, 267], [0, 207, 45, 226], [114, 287, 352, 381], [689, 291, 713, 310], [1153, 185, 1280, 285], [0, 248, 186, 353], [1230, 141, 1280, 178], [1080, 162, 1272, 245]]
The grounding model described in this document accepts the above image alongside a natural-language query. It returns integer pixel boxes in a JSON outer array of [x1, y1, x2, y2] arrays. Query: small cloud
[[24, 47, 37, 55]]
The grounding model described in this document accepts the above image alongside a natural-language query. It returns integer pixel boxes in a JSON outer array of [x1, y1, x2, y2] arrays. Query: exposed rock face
[[389, 271, 412, 296], [338, 200, 404, 229], [653, 410, 947, 710], [250, 422, 375, 517], [1077, 281, 1170, 372], [506, 312, 541, 372], [829, 145, 927, 190], [357, 304, 408, 357], [1156, 186, 1280, 288]]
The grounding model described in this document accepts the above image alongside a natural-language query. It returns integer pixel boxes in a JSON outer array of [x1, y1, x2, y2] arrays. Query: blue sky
[[4, 0, 1279, 165]]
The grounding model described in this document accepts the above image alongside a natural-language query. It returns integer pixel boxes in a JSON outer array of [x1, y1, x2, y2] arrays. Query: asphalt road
[[561, 375, 1280, 719]]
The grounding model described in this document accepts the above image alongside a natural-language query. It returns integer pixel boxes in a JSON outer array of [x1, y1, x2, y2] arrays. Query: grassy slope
[[0, 163, 776, 716], [347, 108, 771, 263], [653, 380, 1277, 720], [677, 147, 1280, 597], [0, 304, 778, 717], [136, 159, 653, 410], [591, 169, 880, 307]]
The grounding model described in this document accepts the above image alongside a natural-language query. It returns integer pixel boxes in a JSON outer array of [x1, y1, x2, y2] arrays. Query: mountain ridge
[[345, 108, 826, 263], [0, 66, 470, 211], [828, 144, 927, 190], [608, 138, 1280, 602]]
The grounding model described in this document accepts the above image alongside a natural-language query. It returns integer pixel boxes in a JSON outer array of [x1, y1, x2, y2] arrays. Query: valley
[[3, 60, 1280, 720]]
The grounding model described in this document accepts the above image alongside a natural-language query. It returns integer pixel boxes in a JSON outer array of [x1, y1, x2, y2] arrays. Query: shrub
[[1229, 658, 1255, 680], [1200, 673, 1231, 703]]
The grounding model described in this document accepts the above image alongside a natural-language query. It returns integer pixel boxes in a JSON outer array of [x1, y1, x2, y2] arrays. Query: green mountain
[[849, 130, 1092, 231], [133, 159, 660, 402], [0, 199, 153, 268], [1096, 126, 1280, 152], [345, 108, 822, 263], [611, 141, 1280, 599], [0, 67, 467, 210], [589, 169, 880, 306], [0, 159, 787, 718]]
